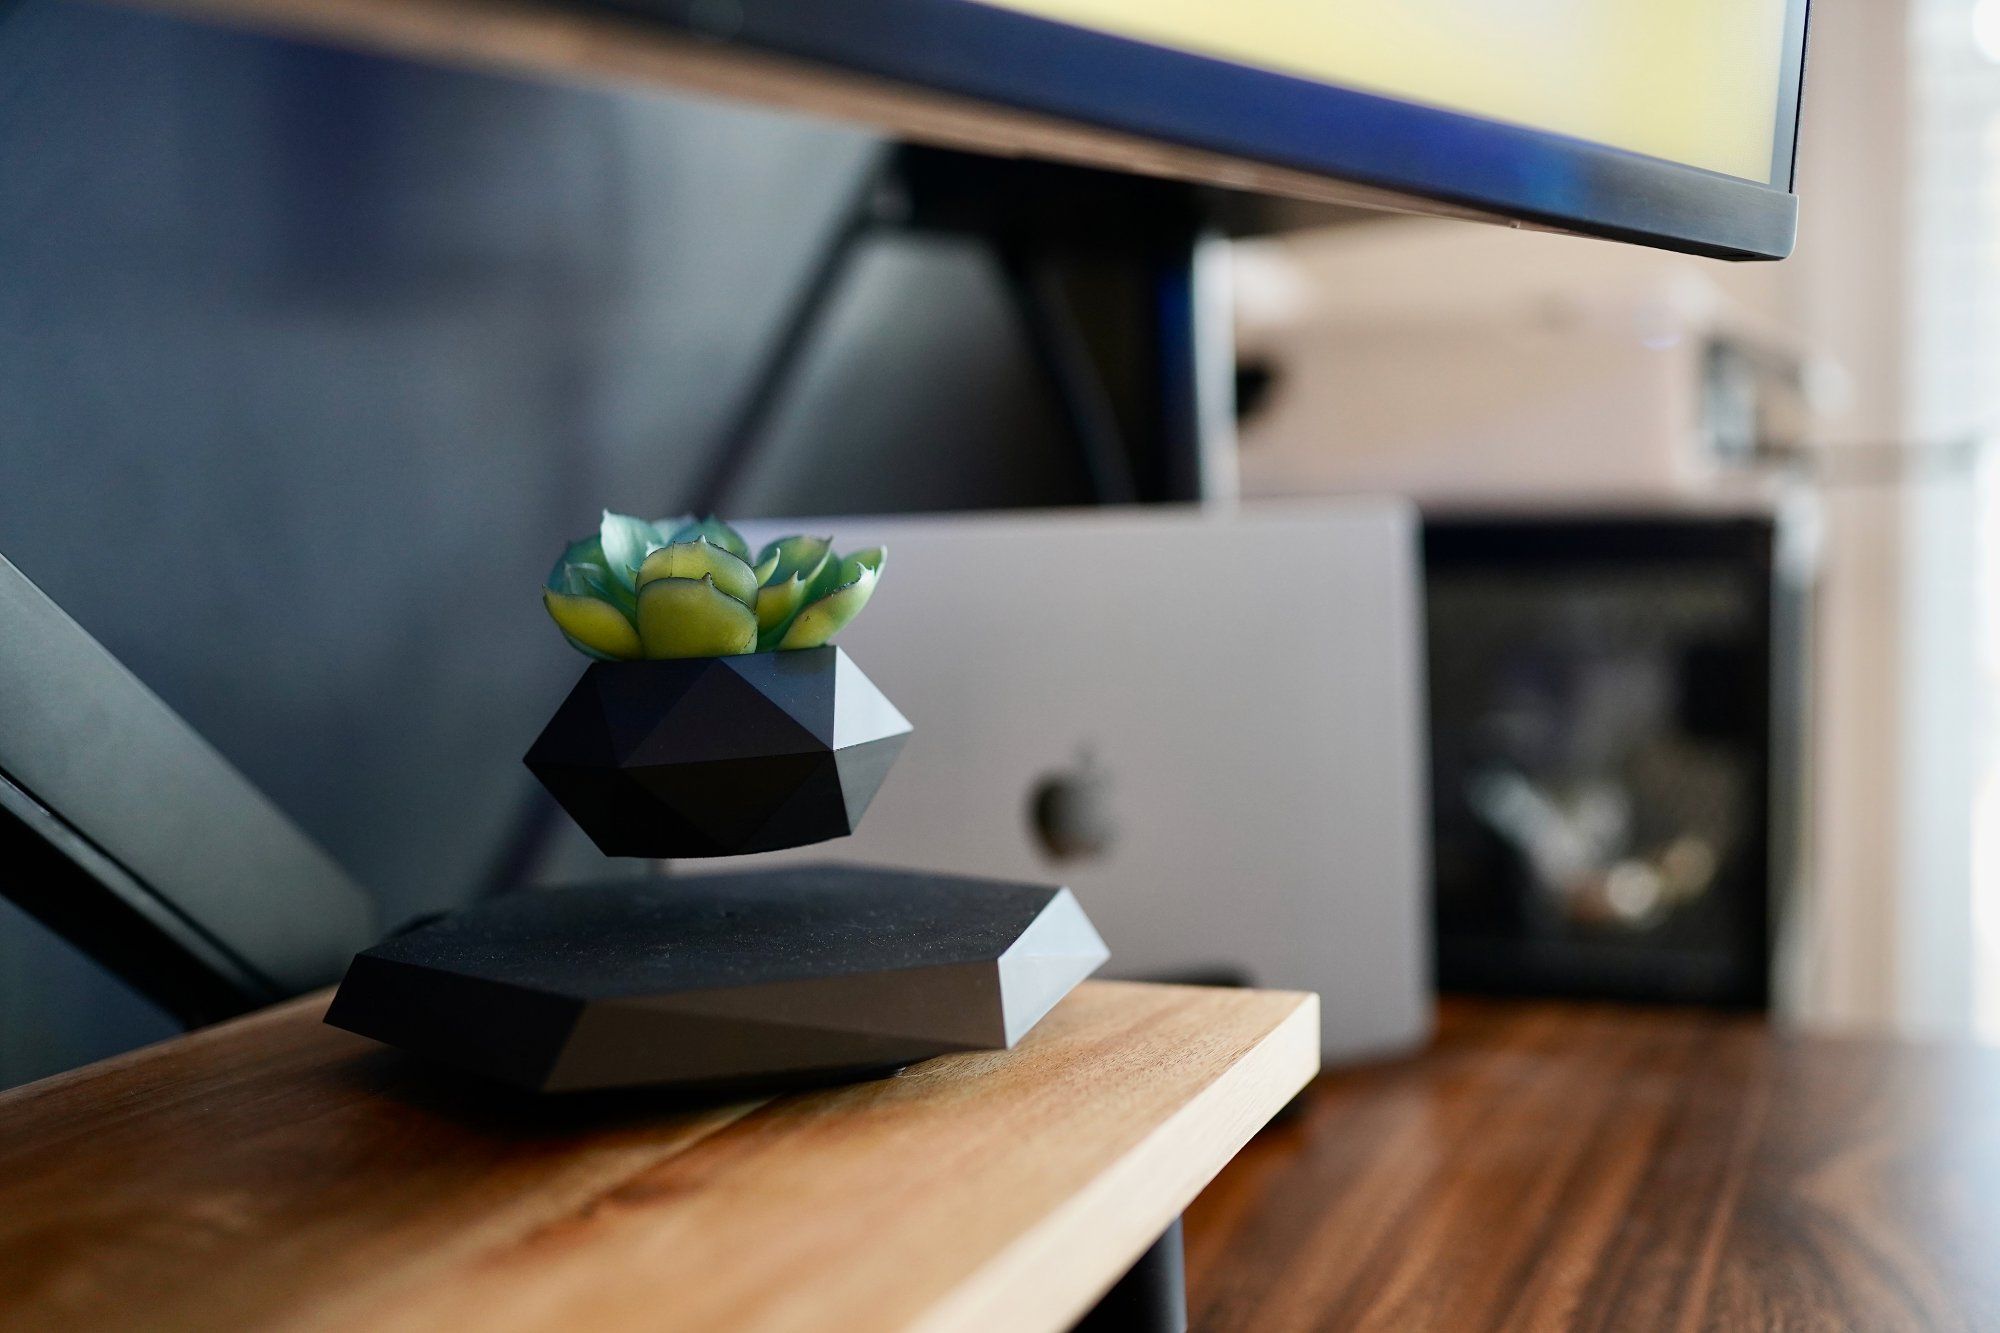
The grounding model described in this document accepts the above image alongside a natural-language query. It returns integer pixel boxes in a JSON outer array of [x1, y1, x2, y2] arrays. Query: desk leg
[[1074, 1216, 1187, 1333]]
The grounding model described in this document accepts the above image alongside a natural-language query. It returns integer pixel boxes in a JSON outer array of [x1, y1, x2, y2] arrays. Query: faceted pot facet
[[524, 647, 911, 858]]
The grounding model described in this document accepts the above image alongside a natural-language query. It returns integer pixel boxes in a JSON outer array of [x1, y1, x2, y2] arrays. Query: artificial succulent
[[543, 511, 885, 661]]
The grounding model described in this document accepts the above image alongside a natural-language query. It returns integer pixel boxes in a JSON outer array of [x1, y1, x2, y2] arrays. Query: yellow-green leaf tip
[[545, 517, 883, 660]]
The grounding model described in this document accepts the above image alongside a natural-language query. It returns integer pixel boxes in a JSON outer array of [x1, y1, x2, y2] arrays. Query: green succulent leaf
[[754, 573, 814, 649], [546, 517, 881, 660], [754, 534, 834, 588], [599, 510, 669, 590], [668, 515, 751, 562], [777, 547, 885, 650], [801, 546, 851, 603], [750, 535, 836, 643], [547, 536, 636, 618], [637, 575, 758, 658], [546, 535, 602, 591], [543, 588, 642, 660], [635, 538, 759, 607], [553, 633, 626, 661]]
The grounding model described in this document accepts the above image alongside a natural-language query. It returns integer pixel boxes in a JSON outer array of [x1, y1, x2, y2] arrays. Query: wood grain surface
[[1185, 998, 2000, 1332], [0, 979, 1315, 1333]]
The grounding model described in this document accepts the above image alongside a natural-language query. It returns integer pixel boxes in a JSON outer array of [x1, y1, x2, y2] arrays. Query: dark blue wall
[[0, 0, 1084, 1084]]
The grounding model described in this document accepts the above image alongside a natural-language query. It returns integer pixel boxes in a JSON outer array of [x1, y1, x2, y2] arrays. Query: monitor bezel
[[605, 0, 1809, 260]]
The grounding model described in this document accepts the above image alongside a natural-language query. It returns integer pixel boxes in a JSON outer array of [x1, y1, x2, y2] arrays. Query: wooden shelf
[[0, 979, 1316, 1332], [1187, 998, 2000, 1330]]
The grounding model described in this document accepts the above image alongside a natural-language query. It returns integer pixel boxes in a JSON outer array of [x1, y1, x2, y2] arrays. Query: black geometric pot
[[523, 646, 911, 858]]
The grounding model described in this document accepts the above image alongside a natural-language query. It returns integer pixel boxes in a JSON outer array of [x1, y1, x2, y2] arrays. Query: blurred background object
[[1424, 508, 1810, 1009], [1226, 0, 2000, 1041], [1231, 219, 1832, 502]]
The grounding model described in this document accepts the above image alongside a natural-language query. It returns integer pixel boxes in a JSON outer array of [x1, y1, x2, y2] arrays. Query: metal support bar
[[1074, 1216, 1188, 1333], [995, 243, 1141, 505]]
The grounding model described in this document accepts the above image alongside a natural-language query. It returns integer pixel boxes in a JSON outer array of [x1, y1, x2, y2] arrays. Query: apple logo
[[1028, 748, 1117, 861]]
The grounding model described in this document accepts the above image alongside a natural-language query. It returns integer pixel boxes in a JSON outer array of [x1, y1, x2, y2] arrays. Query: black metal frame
[[0, 556, 377, 1025], [598, 0, 1811, 261], [0, 771, 261, 1027], [690, 146, 1221, 515]]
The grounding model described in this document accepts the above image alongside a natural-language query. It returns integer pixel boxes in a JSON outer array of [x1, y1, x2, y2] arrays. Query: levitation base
[[325, 864, 1108, 1094]]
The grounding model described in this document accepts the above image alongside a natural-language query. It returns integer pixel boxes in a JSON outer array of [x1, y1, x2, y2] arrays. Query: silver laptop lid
[[710, 501, 1432, 1060]]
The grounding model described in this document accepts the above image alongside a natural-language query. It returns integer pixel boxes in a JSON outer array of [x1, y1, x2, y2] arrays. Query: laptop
[[714, 502, 1432, 1062]]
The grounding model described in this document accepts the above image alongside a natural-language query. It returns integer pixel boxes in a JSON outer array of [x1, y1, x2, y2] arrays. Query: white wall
[[1777, 0, 1917, 1030]]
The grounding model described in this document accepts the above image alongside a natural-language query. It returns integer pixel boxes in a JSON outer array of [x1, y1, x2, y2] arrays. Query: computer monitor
[[593, 0, 1809, 259], [149, 0, 1807, 259]]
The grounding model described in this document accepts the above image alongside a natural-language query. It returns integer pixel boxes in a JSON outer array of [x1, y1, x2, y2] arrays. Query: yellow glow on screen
[[971, 0, 1792, 183]]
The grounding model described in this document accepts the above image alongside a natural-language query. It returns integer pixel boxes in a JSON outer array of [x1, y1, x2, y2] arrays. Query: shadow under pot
[[523, 645, 912, 858]]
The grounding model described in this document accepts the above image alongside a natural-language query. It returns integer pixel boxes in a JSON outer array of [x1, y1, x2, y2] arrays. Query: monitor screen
[[972, 1, 1795, 184], [615, 0, 1811, 260]]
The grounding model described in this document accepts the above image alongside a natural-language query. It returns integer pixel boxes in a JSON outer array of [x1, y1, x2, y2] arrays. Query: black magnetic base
[[325, 864, 1108, 1094]]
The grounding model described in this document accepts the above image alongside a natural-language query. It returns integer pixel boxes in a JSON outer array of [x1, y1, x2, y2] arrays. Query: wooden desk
[[1185, 998, 2000, 1331], [0, 980, 1316, 1332]]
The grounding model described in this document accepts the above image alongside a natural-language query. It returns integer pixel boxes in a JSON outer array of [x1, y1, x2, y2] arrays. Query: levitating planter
[[328, 511, 1106, 1093], [524, 647, 910, 858]]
